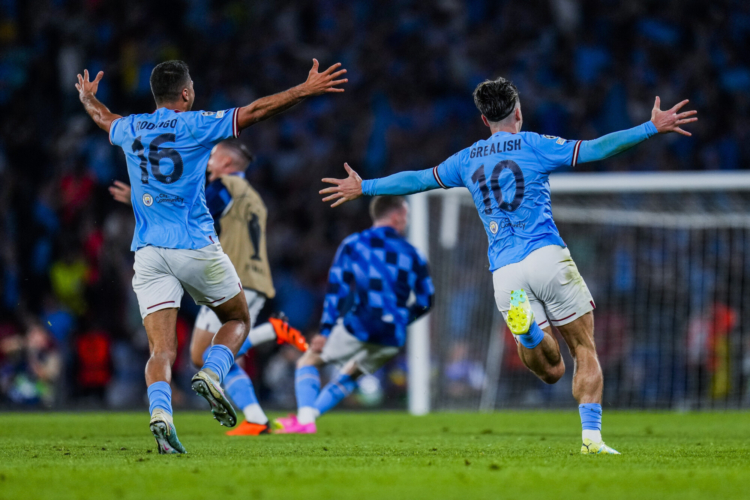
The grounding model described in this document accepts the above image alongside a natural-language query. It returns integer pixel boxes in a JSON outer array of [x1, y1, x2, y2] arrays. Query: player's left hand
[[109, 180, 132, 205], [650, 97, 698, 137], [301, 59, 348, 97], [75, 69, 104, 102], [320, 163, 363, 207]]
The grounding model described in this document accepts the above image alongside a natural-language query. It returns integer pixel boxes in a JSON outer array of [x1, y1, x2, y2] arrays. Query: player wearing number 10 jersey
[[76, 59, 347, 453], [321, 76, 697, 455]]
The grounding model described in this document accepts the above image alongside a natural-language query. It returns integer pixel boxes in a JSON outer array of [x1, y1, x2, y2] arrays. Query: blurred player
[[274, 196, 434, 434], [77, 58, 346, 453], [320, 78, 697, 454], [109, 139, 309, 436]]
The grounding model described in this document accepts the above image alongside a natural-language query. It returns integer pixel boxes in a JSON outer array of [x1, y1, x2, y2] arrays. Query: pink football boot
[[273, 414, 317, 434]]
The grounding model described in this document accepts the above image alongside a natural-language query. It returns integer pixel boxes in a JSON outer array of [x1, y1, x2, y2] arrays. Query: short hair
[[217, 139, 254, 168], [150, 60, 191, 104], [369, 196, 407, 222], [472, 77, 520, 122]]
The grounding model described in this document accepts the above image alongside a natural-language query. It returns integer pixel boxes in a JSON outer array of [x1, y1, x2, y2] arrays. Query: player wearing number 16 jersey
[[76, 58, 347, 453], [320, 77, 697, 455]]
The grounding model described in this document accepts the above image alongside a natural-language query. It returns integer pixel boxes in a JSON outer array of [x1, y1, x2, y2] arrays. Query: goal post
[[407, 172, 750, 414]]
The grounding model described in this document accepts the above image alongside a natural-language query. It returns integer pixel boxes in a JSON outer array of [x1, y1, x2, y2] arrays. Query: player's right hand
[[320, 163, 363, 208], [109, 180, 132, 205], [310, 334, 327, 354], [302, 59, 348, 97], [650, 97, 698, 137], [75, 69, 104, 102]]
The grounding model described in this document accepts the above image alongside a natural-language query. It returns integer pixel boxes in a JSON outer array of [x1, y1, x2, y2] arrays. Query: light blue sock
[[314, 373, 357, 415], [147, 381, 172, 416], [202, 344, 234, 383], [224, 362, 259, 410], [516, 321, 545, 349], [579, 403, 603, 441], [236, 336, 253, 357], [295, 366, 321, 409]]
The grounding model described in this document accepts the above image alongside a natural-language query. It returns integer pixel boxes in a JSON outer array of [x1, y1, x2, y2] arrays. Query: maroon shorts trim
[[148, 300, 176, 310], [550, 311, 577, 324]]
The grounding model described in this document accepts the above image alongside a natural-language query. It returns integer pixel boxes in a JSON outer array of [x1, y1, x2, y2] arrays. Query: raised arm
[[578, 97, 697, 164], [320, 163, 441, 208], [75, 70, 121, 133], [236, 59, 347, 130]]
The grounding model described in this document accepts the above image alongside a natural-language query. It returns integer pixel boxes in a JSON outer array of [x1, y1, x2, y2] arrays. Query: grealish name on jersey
[[469, 138, 521, 158]]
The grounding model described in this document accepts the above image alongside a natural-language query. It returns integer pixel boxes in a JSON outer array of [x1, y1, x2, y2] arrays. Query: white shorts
[[194, 289, 265, 334], [132, 243, 242, 320], [492, 245, 595, 329], [321, 320, 400, 374]]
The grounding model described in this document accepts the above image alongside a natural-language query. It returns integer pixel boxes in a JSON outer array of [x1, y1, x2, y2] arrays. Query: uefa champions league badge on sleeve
[[490, 221, 499, 234], [143, 193, 154, 207]]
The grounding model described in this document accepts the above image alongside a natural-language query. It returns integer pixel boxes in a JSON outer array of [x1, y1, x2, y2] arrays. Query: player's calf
[[507, 289, 565, 384]]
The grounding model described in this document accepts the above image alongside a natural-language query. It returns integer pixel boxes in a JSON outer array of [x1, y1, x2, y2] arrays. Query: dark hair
[[217, 139, 255, 166], [472, 77, 519, 122], [150, 60, 191, 104], [369, 196, 407, 222]]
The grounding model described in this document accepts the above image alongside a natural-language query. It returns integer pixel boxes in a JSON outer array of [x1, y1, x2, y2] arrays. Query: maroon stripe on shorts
[[148, 300, 175, 309], [550, 312, 577, 323]]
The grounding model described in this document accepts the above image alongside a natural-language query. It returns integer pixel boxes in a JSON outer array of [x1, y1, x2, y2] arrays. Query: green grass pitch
[[0, 411, 748, 499]]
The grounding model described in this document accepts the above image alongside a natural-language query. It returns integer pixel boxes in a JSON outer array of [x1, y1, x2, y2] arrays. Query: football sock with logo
[[579, 403, 603, 443], [223, 362, 267, 424], [202, 344, 235, 383], [147, 381, 173, 416], [314, 373, 357, 415], [515, 321, 545, 349], [295, 366, 321, 424], [236, 323, 276, 357]]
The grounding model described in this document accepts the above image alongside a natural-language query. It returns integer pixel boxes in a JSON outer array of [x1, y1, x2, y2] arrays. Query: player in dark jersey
[[320, 77, 696, 454], [77, 58, 346, 453], [274, 196, 434, 434]]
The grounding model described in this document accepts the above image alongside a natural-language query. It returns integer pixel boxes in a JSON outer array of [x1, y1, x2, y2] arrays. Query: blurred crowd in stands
[[0, 0, 748, 409]]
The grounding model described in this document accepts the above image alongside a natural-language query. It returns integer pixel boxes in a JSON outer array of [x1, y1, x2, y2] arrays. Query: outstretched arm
[[75, 70, 121, 133], [320, 163, 441, 207], [236, 59, 347, 130], [578, 97, 697, 164]]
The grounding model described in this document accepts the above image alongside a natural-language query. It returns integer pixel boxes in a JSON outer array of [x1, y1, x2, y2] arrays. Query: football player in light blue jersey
[[321, 77, 697, 455], [76, 59, 347, 453]]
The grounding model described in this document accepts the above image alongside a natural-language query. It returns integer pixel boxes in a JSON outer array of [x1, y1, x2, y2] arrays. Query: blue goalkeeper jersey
[[110, 107, 240, 251], [321, 226, 435, 347]]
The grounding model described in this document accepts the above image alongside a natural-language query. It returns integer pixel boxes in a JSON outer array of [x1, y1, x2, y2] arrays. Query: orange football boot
[[225, 421, 272, 436], [269, 313, 308, 352]]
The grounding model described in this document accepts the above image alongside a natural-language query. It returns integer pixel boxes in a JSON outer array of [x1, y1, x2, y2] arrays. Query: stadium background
[[0, 0, 748, 411]]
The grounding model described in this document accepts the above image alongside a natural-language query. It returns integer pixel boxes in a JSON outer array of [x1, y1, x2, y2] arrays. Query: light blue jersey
[[433, 132, 579, 271], [361, 122, 658, 272], [110, 107, 240, 251]]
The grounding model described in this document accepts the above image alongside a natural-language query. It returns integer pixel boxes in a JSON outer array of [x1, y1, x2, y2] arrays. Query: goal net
[[406, 172, 750, 413]]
